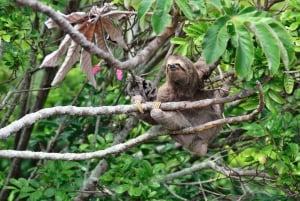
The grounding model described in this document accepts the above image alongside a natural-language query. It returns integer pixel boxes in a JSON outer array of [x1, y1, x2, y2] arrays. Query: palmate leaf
[[247, 22, 280, 75], [202, 16, 230, 64], [151, 0, 172, 34], [40, 5, 128, 88], [234, 24, 254, 80]]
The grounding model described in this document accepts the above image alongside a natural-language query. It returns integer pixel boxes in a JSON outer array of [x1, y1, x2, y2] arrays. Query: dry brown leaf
[[101, 17, 128, 50], [95, 20, 110, 52], [80, 22, 97, 87], [80, 50, 96, 87], [51, 40, 81, 86], [40, 35, 71, 68], [41, 4, 128, 88], [45, 11, 87, 28]]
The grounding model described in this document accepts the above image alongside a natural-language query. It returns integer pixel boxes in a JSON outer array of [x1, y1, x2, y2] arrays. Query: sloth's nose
[[168, 64, 177, 71]]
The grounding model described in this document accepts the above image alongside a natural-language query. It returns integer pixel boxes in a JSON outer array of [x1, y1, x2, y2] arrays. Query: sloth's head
[[166, 55, 199, 87]]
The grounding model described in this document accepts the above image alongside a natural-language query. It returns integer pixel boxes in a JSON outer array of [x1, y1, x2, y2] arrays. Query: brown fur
[[150, 55, 222, 156]]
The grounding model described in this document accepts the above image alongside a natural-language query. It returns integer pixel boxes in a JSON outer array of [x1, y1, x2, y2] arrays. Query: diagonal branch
[[14, 0, 176, 70], [159, 159, 273, 183], [0, 126, 165, 160]]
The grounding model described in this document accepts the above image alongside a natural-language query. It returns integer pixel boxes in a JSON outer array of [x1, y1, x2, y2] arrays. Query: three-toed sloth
[[129, 55, 226, 156]]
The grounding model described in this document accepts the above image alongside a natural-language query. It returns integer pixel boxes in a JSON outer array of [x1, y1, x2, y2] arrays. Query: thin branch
[[0, 88, 255, 139], [163, 183, 188, 201], [159, 160, 272, 183]]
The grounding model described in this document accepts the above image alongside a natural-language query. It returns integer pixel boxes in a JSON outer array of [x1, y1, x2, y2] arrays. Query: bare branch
[[159, 160, 272, 183], [0, 88, 255, 139], [0, 126, 164, 160]]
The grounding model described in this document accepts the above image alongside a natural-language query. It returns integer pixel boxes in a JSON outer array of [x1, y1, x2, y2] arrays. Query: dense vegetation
[[0, 0, 299, 200]]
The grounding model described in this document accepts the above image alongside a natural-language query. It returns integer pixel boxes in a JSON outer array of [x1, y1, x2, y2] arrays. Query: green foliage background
[[0, 0, 300, 200]]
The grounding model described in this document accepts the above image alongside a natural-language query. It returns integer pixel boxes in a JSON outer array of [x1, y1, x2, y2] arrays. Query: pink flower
[[116, 69, 123, 81], [92, 64, 100, 75]]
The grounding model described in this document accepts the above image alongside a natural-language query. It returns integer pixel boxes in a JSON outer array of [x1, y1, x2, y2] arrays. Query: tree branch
[[159, 160, 272, 183], [0, 126, 164, 160], [0, 88, 255, 139]]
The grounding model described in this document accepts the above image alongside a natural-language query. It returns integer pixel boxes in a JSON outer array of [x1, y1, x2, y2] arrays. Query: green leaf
[[190, 0, 207, 15], [269, 22, 295, 68], [268, 90, 285, 104], [265, 93, 277, 114], [151, 0, 172, 34], [202, 16, 230, 64], [284, 74, 294, 94], [44, 187, 56, 198], [247, 22, 280, 75], [129, 185, 143, 196], [207, 0, 222, 11], [170, 37, 187, 45], [137, 0, 154, 19], [234, 24, 254, 79], [174, 0, 194, 20], [115, 184, 129, 194]]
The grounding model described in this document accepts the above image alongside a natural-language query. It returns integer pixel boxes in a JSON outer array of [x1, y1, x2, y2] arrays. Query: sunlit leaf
[[174, 0, 194, 20], [207, 0, 222, 11], [138, 0, 154, 19], [202, 16, 230, 64], [151, 0, 172, 34], [269, 22, 295, 68], [247, 22, 280, 75], [234, 24, 254, 79]]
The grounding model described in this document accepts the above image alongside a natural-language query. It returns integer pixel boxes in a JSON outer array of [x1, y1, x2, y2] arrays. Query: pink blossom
[[116, 69, 123, 81], [92, 64, 100, 75]]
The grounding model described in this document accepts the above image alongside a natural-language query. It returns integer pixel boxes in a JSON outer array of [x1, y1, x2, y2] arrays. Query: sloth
[[150, 55, 223, 156], [127, 55, 225, 156]]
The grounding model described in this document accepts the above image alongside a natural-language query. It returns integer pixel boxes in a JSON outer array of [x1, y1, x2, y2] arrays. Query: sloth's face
[[166, 56, 192, 85]]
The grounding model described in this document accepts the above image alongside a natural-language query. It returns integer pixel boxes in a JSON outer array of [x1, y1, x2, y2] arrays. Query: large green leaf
[[234, 24, 254, 79], [137, 0, 154, 19], [202, 16, 230, 64], [269, 22, 295, 68], [151, 0, 172, 34], [174, 0, 194, 20], [247, 22, 280, 75]]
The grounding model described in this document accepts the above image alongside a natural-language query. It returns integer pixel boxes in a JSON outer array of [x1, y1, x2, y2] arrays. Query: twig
[[163, 183, 188, 201]]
